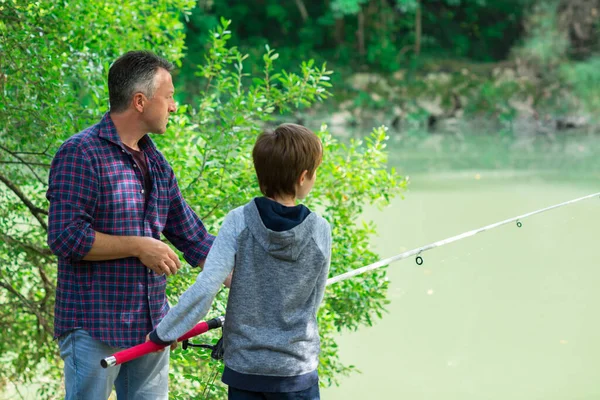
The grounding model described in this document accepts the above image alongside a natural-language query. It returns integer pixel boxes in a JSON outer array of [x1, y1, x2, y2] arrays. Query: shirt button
[[121, 149, 125, 153], [141, 189, 145, 194], [133, 164, 137, 168]]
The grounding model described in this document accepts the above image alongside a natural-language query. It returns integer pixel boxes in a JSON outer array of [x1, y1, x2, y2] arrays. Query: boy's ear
[[298, 170, 309, 186]]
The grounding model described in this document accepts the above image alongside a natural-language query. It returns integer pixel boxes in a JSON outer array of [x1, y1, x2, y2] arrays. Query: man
[[47, 51, 214, 399]]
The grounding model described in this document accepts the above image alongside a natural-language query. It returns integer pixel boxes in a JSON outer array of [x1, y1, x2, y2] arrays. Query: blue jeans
[[228, 383, 320, 400], [58, 329, 169, 400]]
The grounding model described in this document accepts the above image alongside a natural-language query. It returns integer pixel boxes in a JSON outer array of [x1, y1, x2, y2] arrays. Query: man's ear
[[133, 93, 146, 113]]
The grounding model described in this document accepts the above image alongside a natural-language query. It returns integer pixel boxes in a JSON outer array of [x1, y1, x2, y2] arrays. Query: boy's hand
[[146, 334, 178, 351], [223, 271, 233, 288]]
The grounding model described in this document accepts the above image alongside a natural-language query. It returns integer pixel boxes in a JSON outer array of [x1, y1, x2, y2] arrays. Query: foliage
[[0, 0, 194, 396], [179, 0, 600, 123], [157, 18, 406, 396], [0, 3, 405, 399], [511, 0, 600, 116], [513, 0, 568, 68], [419, 0, 532, 61], [178, 0, 530, 85], [560, 56, 600, 113], [330, 0, 369, 15]]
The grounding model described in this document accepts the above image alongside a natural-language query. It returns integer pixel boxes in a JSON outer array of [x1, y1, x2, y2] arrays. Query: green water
[[324, 131, 600, 399]]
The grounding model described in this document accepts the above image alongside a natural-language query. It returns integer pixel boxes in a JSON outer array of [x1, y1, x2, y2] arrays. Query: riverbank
[[299, 58, 597, 138]]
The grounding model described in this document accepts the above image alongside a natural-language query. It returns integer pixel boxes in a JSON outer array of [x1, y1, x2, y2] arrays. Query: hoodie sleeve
[[314, 217, 332, 308], [150, 207, 244, 344]]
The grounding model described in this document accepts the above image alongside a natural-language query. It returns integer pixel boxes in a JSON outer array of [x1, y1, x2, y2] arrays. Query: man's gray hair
[[108, 51, 173, 113]]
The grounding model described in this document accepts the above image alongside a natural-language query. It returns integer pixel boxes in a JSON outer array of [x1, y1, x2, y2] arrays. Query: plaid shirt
[[47, 113, 214, 348]]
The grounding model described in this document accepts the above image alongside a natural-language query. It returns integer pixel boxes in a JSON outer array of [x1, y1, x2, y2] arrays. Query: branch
[[0, 161, 51, 167], [183, 139, 212, 193], [415, 1, 422, 56], [0, 144, 50, 184], [0, 172, 49, 231], [0, 232, 53, 257], [184, 16, 200, 34], [8, 378, 26, 400], [0, 279, 52, 334], [0, 102, 53, 136], [0, 231, 56, 299], [398, 44, 415, 59], [201, 193, 235, 221], [0, 143, 53, 157], [0, 7, 22, 25], [295, 0, 309, 22], [37, 262, 56, 294], [357, 9, 366, 56], [572, 21, 589, 40]]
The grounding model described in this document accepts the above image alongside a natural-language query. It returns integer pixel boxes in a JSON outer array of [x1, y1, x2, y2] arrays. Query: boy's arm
[[149, 209, 241, 344], [314, 220, 332, 308]]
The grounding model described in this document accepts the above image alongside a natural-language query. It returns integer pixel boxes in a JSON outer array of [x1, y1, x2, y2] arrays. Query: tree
[[0, 0, 196, 396], [557, 0, 600, 59], [179, 0, 531, 78], [0, 2, 405, 398]]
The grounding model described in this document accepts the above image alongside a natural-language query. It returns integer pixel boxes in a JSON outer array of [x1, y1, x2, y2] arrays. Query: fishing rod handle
[[100, 316, 225, 368]]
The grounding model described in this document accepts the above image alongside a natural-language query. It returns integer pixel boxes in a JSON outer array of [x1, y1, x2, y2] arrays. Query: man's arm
[[46, 144, 181, 275], [162, 168, 214, 267], [47, 143, 99, 261], [83, 232, 181, 276]]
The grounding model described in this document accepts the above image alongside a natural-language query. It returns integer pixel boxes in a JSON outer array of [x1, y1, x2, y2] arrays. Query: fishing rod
[[101, 316, 225, 368], [326, 191, 600, 285], [101, 192, 600, 367]]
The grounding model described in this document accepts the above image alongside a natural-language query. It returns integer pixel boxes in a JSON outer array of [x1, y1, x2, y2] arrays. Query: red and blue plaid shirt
[[47, 113, 214, 348]]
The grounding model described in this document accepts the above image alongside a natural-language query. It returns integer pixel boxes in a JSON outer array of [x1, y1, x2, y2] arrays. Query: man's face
[[143, 68, 176, 134]]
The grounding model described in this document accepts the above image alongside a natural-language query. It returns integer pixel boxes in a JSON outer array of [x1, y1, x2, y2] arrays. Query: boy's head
[[253, 123, 322, 200]]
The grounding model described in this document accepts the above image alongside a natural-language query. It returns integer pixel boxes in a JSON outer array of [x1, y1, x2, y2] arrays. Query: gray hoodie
[[152, 198, 331, 391]]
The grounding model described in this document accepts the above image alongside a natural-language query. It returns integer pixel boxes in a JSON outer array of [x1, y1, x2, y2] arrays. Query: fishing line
[[326, 192, 600, 286]]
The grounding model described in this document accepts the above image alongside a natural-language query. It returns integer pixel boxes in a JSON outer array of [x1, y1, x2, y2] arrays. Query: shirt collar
[[97, 112, 160, 159]]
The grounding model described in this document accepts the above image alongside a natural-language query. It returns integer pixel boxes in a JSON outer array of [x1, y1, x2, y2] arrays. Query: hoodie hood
[[244, 198, 316, 262]]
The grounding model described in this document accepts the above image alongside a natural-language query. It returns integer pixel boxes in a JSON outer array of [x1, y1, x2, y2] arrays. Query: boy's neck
[[268, 195, 296, 207]]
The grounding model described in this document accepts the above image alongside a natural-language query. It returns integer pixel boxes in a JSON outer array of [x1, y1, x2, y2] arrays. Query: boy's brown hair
[[252, 123, 322, 198]]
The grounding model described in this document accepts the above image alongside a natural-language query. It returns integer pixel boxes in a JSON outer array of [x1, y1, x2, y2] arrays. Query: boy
[[149, 123, 331, 399]]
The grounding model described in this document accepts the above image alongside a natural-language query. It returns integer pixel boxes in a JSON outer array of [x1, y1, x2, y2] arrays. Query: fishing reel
[[182, 333, 224, 360]]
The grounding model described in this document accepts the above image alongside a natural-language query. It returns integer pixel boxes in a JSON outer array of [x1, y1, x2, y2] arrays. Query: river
[[323, 128, 600, 399]]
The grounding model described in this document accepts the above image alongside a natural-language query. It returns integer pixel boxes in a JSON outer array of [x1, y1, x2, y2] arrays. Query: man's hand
[[146, 334, 177, 351], [134, 237, 181, 276]]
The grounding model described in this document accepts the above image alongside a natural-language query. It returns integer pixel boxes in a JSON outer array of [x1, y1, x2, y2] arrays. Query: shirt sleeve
[[46, 144, 98, 261], [151, 209, 241, 343], [162, 168, 215, 266]]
